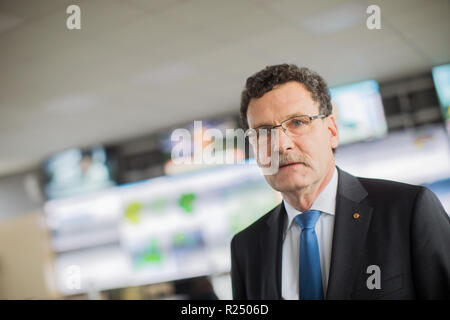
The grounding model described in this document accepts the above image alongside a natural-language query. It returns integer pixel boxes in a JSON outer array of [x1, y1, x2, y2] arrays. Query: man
[[231, 64, 450, 300]]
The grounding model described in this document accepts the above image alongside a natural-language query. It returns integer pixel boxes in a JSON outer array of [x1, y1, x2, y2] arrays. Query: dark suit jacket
[[231, 167, 450, 299]]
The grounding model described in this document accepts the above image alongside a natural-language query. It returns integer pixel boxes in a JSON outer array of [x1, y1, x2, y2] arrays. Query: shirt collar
[[283, 166, 338, 231]]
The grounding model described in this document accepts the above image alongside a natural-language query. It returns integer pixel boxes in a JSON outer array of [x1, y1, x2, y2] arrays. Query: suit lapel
[[326, 167, 373, 299], [260, 202, 285, 299]]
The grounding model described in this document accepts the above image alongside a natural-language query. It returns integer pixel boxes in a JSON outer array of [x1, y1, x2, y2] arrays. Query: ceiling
[[0, 0, 449, 177]]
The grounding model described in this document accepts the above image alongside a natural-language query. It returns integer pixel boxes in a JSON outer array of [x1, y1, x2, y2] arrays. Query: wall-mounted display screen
[[330, 80, 388, 145], [45, 162, 280, 295], [158, 115, 246, 175], [432, 63, 450, 131], [42, 146, 118, 200]]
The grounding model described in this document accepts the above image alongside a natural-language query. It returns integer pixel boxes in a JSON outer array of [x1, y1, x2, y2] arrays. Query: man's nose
[[276, 127, 294, 152]]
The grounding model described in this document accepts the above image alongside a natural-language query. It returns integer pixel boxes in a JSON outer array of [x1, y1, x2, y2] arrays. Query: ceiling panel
[[0, 0, 449, 177]]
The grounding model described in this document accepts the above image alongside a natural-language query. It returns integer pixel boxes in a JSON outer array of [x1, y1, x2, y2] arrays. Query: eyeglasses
[[248, 114, 327, 144]]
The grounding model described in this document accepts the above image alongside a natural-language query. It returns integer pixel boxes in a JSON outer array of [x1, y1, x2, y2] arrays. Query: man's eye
[[292, 120, 303, 126]]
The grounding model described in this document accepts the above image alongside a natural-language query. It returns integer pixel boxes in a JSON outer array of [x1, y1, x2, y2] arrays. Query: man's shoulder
[[353, 174, 434, 206], [357, 175, 422, 192], [357, 175, 447, 212], [337, 167, 438, 208]]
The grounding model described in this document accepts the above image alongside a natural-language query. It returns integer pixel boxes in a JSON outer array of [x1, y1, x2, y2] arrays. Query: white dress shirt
[[281, 166, 338, 299]]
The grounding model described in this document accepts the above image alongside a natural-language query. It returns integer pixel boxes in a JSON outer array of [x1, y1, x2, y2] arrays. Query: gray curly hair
[[240, 64, 333, 130]]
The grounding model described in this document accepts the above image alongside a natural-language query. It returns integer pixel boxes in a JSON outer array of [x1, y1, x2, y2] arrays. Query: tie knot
[[294, 210, 321, 230]]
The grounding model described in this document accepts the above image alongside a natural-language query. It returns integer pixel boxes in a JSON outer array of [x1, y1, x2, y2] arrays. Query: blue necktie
[[294, 210, 323, 300]]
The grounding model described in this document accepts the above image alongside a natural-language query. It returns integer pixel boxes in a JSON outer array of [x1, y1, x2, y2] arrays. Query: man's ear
[[327, 115, 339, 149]]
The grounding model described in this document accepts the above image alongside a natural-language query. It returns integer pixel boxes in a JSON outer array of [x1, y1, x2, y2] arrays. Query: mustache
[[278, 153, 310, 168]]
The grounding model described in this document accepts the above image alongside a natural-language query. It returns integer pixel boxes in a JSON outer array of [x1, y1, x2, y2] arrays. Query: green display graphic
[[135, 238, 163, 268], [178, 193, 196, 213], [124, 197, 170, 224], [124, 201, 143, 224]]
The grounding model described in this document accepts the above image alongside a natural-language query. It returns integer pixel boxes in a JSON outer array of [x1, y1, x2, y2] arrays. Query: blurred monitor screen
[[335, 124, 450, 186], [42, 146, 118, 200], [432, 64, 450, 124], [158, 115, 246, 175], [45, 162, 280, 295], [158, 116, 239, 156], [330, 80, 388, 145]]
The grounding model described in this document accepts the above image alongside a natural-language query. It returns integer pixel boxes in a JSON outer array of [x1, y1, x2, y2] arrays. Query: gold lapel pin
[[353, 213, 360, 219]]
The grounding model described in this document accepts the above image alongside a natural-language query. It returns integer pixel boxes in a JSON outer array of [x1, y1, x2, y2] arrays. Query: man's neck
[[282, 162, 336, 212]]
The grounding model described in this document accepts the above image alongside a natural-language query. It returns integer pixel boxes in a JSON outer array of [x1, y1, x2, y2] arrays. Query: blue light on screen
[[432, 64, 450, 121]]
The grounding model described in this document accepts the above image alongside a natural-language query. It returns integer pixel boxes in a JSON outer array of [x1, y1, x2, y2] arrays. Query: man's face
[[247, 81, 339, 193]]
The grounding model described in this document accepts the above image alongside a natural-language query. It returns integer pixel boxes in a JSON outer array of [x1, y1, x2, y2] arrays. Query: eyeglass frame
[[249, 114, 328, 140]]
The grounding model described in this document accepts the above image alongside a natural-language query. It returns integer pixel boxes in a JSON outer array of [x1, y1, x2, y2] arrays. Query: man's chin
[[270, 176, 312, 191], [270, 169, 313, 187]]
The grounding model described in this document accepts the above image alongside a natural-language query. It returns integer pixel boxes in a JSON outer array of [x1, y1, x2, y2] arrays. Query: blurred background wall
[[0, 0, 449, 300]]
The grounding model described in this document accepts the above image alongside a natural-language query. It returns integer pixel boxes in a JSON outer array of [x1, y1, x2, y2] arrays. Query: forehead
[[247, 81, 319, 127]]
